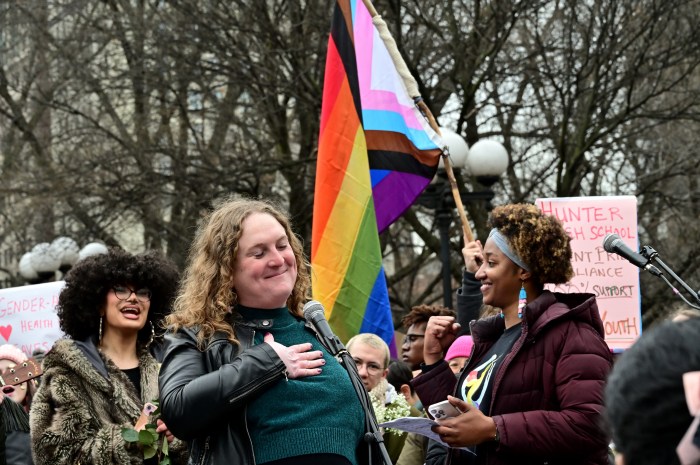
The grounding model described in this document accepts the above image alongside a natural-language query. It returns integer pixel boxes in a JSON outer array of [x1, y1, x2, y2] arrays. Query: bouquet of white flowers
[[369, 379, 411, 436]]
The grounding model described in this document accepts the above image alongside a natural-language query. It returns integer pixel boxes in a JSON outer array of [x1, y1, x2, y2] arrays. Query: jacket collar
[[75, 336, 109, 380], [525, 291, 605, 338], [230, 306, 304, 331]]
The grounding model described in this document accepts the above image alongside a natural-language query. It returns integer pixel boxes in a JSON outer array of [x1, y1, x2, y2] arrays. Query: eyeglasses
[[402, 334, 425, 345], [112, 285, 152, 303], [353, 359, 384, 375]]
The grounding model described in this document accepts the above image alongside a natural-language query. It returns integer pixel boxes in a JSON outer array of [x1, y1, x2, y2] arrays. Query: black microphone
[[602, 234, 662, 276], [304, 301, 393, 465], [303, 300, 345, 355]]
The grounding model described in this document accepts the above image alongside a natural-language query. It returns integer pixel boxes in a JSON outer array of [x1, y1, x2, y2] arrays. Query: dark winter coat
[[1, 397, 33, 465], [413, 291, 613, 465], [30, 338, 185, 465]]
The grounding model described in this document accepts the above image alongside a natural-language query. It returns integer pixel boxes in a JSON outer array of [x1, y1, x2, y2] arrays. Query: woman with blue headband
[[412, 203, 613, 465]]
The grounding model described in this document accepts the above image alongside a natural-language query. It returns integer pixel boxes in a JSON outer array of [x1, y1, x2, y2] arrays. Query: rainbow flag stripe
[[312, 0, 442, 349]]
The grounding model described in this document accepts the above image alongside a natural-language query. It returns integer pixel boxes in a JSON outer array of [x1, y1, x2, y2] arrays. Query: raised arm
[[456, 240, 484, 334]]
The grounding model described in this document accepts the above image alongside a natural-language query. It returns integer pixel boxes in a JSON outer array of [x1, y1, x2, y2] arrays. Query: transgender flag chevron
[[312, 0, 443, 350]]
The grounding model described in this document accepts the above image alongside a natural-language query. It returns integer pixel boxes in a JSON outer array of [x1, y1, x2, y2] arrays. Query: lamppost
[[417, 129, 509, 308]]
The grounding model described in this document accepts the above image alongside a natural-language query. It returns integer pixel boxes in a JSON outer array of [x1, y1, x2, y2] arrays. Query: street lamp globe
[[29, 243, 61, 282], [79, 242, 109, 261], [465, 139, 509, 186], [50, 236, 80, 273], [438, 127, 470, 170], [18, 252, 39, 282]]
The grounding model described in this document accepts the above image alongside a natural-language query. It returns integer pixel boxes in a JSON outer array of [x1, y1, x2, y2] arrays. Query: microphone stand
[[315, 334, 392, 465], [640, 245, 700, 308]]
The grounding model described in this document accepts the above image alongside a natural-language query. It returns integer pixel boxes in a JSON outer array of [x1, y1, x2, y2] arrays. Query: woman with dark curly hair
[[29, 248, 185, 465], [158, 197, 366, 465], [413, 203, 613, 465]]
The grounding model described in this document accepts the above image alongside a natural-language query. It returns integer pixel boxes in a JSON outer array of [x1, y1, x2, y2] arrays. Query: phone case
[[428, 400, 461, 420]]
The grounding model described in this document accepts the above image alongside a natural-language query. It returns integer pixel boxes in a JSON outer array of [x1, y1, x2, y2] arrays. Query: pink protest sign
[[0, 281, 65, 357], [536, 196, 641, 351]]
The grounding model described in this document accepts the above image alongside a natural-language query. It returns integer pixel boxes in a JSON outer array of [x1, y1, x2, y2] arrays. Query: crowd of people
[[1, 198, 699, 465]]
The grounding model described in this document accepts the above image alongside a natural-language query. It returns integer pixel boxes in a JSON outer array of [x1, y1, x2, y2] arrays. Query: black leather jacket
[[158, 318, 287, 465]]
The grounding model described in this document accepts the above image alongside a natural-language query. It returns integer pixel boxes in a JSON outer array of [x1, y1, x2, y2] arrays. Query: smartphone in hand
[[428, 400, 462, 421]]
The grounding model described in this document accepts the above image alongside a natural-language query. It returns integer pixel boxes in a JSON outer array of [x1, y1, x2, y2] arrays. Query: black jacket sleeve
[[158, 329, 286, 440], [0, 403, 6, 465], [424, 439, 447, 465], [456, 270, 482, 335], [411, 361, 458, 416], [426, 438, 476, 465]]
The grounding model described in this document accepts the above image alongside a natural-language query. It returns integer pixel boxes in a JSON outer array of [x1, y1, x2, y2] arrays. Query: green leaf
[[145, 428, 160, 444], [139, 429, 155, 446], [161, 437, 169, 455], [159, 456, 171, 465], [144, 445, 157, 459], [121, 428, 140, 443]]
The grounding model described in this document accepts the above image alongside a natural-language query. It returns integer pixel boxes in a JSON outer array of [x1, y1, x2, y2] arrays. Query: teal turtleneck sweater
[[236, 305, 364, 465]]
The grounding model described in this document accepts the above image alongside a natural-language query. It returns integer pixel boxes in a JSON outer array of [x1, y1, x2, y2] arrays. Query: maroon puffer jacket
[[413, 291, 613, 465]]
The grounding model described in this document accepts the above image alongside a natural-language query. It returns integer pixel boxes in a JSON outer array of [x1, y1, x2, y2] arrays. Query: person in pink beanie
[[0, 344, 35, 412], [0, 343, 36, 465], [444, 336, 474, 374]]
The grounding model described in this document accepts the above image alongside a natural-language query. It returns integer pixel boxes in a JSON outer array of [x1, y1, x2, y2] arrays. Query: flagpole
[[437, 151, 475, 242], [361, 0, 475, 242]]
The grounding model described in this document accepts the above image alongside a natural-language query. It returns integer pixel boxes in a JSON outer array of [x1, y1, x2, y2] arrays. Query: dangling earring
[[145, 320, 155, 347], [497, 308, 504, 319], [518, 283, 527, 319], [98, 316, 104, 344]]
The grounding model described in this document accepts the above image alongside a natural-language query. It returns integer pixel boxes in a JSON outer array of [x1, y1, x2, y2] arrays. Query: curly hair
[[401, 304, 455, 330], [166, 197, 311, 348], [56, 248, 180, 346], [489, 203, 573, 286]]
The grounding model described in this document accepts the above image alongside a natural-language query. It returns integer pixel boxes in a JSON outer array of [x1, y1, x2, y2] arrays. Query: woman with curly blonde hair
[[158, 197, 366, 465], [165, 197, 311, 348], [414, 203, 613, 465]]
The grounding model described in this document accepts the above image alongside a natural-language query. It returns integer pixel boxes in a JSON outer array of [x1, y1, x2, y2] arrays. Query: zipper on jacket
[[478, 326, 528, 464], [197, 436, 210, 465], [244, 405, 257, 465], [228, 365, 282, 404], [242, 326, 258, 464], [222, 323, 282, 463], [488, 324, 528, 415]]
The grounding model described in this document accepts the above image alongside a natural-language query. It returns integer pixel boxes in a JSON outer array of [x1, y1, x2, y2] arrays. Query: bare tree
[[1, 0, 699, 325]]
